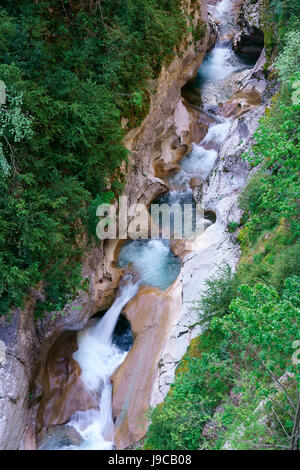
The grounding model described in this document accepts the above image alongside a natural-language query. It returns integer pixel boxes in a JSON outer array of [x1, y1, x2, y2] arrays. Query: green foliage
[[228, 221, 240, 233], [212, 371, 299, 450], [88, 191, 114, 236], [192, 21, 207, 43], [0, 170, 90, 315], [268, 243, 300, 292], [0, 0, 187, 316], [270, 0, 300, 34], [275, 30, 300, 86], [194, 263, 239, 328], [209, 279, 300, 450], [145, 334, 233, 450], [146, 280, 300, 450], [238, 64, 300, 288], [213, 281, 299, 378], [0, 87, 33, 176], [262, 0, 300, 58], [237, 4, 300, 287]]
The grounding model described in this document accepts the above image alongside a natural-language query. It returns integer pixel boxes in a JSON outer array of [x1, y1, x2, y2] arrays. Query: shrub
[[194, 264, 239, 328]]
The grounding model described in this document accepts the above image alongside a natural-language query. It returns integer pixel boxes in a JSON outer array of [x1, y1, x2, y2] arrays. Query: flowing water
[[168, 118, 231, 191], [67, 279, 139, 450], [40, 0, 253, 450], [187, 0, 249, 106], [196, 41, 249, 106], [41, 277, 139, 450]]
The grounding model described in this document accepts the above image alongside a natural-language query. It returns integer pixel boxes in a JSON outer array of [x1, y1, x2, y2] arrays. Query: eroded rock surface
[[0, 300, 38, 450], [211, 48, 267, 118], [112, 279, 182, 449], [36, 331, 98, 442], [233, 0, 264, 61]]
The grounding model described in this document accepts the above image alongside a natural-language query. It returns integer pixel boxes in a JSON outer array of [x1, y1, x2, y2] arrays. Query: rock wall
[[0, 0, 213, 450], [233, 0, 264, 61], [0, 300, 38, 450]]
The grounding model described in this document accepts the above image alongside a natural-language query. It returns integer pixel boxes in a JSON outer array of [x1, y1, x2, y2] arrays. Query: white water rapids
[[67, 278, 139, 450], [170, 118, 231, 190], [40, 278, 139, 450]]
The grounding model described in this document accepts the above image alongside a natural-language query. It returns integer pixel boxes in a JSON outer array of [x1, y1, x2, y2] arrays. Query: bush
[[275, 30, 300, 86], [146, 280, 300, 450], [228, 222, 240, 233], [194, 264, 239, 328], [145, 334, 232, 450]]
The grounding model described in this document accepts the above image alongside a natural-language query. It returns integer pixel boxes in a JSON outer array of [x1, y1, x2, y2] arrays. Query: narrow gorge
[[0, 0, 298, 453], [36, 0, 265, 450]]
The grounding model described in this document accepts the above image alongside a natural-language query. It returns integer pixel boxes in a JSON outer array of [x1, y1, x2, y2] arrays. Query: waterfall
[[168, 118, 231, 189], [91, 280, 139, 345], [63, 277, 139, 450]]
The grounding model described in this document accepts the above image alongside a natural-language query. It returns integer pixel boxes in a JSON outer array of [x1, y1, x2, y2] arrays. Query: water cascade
[[168, 118, 231, 191], [41, 277, 139, 450]]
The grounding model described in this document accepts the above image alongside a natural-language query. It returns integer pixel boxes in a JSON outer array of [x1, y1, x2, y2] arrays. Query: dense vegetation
[[0, 0, 186, 316], [145, 0, 300, 450], [0, 0, 298, 452]]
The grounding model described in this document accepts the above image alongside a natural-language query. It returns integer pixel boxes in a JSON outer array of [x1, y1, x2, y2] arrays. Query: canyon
[[0, 0, 268, 450]]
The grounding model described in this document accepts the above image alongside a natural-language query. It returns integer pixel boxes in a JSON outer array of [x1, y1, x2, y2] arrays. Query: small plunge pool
[[117, 239, 181, 291]]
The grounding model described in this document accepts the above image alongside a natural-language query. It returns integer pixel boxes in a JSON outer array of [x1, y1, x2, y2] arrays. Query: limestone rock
[[112, 280, 182, 449]]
